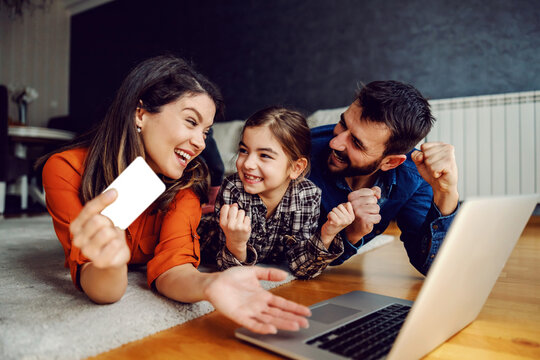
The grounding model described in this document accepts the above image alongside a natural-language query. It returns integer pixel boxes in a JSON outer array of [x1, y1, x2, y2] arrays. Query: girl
[[202, 107, 355, 279], [40, 55, 310, 335]]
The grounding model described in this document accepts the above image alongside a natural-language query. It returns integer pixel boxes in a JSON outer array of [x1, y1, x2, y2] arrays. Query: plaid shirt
[[201, 173, 344, 279]]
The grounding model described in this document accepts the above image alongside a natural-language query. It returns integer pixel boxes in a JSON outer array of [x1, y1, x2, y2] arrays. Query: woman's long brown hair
[[38, 55, 224, 211]]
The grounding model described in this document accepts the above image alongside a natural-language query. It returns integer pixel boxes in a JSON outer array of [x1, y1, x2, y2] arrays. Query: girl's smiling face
[[236, 125, 304, 206], [136, 93, 216, 179]]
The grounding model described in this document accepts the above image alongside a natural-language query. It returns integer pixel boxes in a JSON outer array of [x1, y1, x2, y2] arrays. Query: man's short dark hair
[[357, 80, 434, 156]]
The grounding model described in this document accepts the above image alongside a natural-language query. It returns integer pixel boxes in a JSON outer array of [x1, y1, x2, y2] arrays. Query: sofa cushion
[[212, 119, 245, 175], [306, 106, 347, 128]]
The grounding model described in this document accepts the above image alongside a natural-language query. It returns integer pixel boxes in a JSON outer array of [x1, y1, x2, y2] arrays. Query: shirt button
[[431, 254, 435, 259], [432, 224, 438, 230], [375, 230, 381, 235]]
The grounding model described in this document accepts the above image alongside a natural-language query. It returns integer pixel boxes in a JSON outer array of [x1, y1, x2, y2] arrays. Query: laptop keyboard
[[306, 303, 411, 360]]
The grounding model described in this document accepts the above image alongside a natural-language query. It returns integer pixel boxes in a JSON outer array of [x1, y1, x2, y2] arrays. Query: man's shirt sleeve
[[395, 180, 458, 275]]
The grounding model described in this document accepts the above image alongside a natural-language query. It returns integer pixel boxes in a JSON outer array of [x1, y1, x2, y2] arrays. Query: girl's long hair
[[38, 55, 224, 211]]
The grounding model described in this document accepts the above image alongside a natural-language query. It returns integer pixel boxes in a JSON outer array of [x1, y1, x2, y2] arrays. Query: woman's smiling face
[[136, 93, 216, 179]]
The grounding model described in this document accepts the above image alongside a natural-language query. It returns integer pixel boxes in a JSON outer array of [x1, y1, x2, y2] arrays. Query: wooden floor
[[90, 216, 540, 360]]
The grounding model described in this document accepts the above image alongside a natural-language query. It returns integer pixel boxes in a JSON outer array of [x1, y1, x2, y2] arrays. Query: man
[[308, 80, 459, 275]]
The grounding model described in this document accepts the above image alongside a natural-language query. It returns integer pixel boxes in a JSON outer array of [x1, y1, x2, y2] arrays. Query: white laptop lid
[[388, 194, 538, 359]]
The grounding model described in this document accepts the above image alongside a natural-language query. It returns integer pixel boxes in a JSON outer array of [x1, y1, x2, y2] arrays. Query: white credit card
[[101, 157, 166, 229]]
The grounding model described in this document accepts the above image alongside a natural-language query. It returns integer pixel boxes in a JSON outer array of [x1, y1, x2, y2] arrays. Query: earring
[[136, 126, 141, 133]]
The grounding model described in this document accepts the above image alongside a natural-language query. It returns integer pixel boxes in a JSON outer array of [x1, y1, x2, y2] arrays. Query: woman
[[41, 55, 310, 334]]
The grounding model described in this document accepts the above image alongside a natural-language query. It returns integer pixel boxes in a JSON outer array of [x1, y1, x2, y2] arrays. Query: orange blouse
[[42, 148, 202, 289]]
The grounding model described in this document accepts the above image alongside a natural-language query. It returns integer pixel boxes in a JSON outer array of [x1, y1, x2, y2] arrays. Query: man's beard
[[328, 149, 382, 177]]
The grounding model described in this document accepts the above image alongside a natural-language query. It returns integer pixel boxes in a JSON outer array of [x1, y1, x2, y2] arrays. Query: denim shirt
[[308, 125, 458, 275]]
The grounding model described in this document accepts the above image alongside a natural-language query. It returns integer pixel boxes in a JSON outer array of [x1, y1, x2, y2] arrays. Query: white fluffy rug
[[0, 215, 393, 360], [0, 215, 294, 359]]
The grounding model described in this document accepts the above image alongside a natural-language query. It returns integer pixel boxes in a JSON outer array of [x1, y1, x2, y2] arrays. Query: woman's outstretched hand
[[70, 189, 131, 269], [204, 266, 311, 334]]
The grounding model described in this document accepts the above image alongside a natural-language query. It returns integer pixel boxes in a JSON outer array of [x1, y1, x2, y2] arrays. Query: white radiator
[[428, 91, 540, 200]]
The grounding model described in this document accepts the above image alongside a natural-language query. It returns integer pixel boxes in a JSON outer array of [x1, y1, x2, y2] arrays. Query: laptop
[[235, 194, 539, 360]]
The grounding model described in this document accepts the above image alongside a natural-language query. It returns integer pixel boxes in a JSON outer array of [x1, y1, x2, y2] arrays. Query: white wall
[[0, 0, 71, 128]]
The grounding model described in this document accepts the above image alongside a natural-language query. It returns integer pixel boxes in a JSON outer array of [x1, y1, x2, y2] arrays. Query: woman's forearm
[[80, 262, 128, 304], [155, 263, 216, 303]]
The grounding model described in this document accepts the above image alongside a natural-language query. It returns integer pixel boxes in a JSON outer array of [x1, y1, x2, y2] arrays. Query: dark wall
[[70, 0, 540, 131]]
